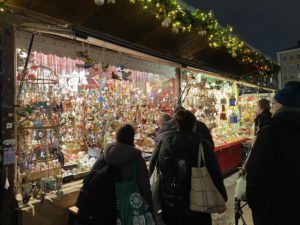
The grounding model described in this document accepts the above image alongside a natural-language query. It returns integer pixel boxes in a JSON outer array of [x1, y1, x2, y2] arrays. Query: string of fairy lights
[[95, 0, 275, 78]]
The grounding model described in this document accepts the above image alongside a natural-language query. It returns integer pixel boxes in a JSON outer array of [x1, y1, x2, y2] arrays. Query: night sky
[[185, 0, 300, 60]]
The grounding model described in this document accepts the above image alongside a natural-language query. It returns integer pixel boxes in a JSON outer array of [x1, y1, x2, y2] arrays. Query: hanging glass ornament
[[230, 112, 238, 123], [229, 95, 236, 106]]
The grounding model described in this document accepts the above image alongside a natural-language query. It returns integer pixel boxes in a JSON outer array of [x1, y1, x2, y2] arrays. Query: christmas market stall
[[0, 0, 278, 225], [14, 29, 177, 225]]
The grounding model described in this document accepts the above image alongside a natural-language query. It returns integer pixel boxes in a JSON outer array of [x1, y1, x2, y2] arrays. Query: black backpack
[[160, 154, 189, 210], [76, 157, 120, 225]]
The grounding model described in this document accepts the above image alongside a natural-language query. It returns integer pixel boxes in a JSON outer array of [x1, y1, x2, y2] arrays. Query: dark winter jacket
[[254, 109, 272, 134], [149, 118, 214, 176], [158, 119, 214, 148], [102, 142, 153, 209], [246, 107, 300, 225], [158, 131, 227, 219]]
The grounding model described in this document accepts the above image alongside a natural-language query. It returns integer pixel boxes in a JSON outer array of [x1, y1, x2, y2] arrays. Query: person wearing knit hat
[[246, 81, 300, 225], [272, 81, 300, 113]]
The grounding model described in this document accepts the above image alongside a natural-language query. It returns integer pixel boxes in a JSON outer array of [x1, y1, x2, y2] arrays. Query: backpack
[[159, 154, 189, 210], [76, 157, 120, 225]]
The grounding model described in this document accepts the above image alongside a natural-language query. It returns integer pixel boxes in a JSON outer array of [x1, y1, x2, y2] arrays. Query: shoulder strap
[[197, 140, 206, 168]]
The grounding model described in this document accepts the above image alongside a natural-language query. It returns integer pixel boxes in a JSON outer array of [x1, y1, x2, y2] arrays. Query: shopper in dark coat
[[246, 81, 300, 225], [153, 113, 172, 144], [103, 124, 153, 209], [158, 110, 227, 225], [158, 106, 213, 148], [149, 106, 214, 176], [254, 99, 272, 134], [78, 124, 153, 225]]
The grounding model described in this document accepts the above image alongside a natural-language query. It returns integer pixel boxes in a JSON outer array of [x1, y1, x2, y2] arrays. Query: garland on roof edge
[[95, 0, 275, 78]]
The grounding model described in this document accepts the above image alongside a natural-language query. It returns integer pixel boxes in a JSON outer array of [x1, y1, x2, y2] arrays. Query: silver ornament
[[198, 30, 206, 36], [172, 28, 179, 34], [94, 0, 105, 6], [161, 21, 169, 28], [161, 17, 171, 28]]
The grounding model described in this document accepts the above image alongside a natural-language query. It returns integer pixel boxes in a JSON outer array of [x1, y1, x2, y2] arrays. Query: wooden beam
[[0, 22, 18, 225]]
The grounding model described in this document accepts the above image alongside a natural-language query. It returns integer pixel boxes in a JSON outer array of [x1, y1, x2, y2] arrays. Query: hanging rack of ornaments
[[94, 0, 275, 79], [15, 54, 64, 204]]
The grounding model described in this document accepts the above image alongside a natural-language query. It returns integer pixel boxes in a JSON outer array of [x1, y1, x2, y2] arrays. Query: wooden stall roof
[[7, 0, 268, 79]]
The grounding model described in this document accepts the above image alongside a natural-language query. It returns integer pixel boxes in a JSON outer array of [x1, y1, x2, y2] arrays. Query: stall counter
[[215, 138, 248, 174], [17, 180, 81, 225]]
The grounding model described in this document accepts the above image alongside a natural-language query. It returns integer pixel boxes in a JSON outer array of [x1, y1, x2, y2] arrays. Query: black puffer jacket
[[149, 119, 214, 176], [158, 131, 227, 218], [246, 107, 300, 225], [159, 119, 214, 148], [102, 142, 153, 209]]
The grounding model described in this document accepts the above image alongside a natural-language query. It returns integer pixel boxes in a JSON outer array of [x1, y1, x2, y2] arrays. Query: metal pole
[[16, 33, 35, 103]]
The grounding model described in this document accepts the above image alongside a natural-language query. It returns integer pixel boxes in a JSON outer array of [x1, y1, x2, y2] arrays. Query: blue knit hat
[[274, 81, 300, 108]]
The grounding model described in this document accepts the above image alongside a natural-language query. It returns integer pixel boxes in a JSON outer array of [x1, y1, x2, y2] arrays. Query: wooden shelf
[[22, 125, 60, 129], [19, 167, 62, 181], [24, 157, 57, 163]]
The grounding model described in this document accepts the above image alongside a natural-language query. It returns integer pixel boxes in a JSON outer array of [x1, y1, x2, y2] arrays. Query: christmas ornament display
[[15, 49, 176, 194], [182, 71, 242, 146]]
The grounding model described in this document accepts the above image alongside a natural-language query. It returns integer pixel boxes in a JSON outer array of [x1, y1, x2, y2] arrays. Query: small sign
[[88, 147, 101, 158], [3, 147, 16, 165]]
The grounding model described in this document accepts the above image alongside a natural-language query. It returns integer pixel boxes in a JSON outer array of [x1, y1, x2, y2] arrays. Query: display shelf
[[21, 125, 60, 130], [19, 167, 61, 181], [23, 157, 57, 163]]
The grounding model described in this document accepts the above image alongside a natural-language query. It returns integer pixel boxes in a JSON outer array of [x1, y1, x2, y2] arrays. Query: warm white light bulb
[[94, 0, 105, 6]]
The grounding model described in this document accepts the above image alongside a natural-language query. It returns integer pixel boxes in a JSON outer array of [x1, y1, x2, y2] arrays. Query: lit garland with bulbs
[[95, 0, 275, 78], [0, 1, 7, 12]]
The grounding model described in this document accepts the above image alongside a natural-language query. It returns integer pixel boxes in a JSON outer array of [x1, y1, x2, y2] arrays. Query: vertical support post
[[175, 67, 181, 106], [0, 24, 18, 225]]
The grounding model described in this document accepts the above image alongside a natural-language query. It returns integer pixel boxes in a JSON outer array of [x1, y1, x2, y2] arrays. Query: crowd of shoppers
[[77, 81, 300, 225]]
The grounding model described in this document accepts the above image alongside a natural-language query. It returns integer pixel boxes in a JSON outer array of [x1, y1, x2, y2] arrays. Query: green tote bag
[[116, 160, 155, 225]]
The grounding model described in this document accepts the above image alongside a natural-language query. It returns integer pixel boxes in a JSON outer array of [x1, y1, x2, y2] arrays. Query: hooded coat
[[78, 143, 152, 225], [99, 142, 153, 209], [246, 107, 300, 225]]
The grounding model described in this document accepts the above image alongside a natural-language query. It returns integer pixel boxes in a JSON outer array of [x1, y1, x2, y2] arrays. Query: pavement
[[212, 172, 253, 225]]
